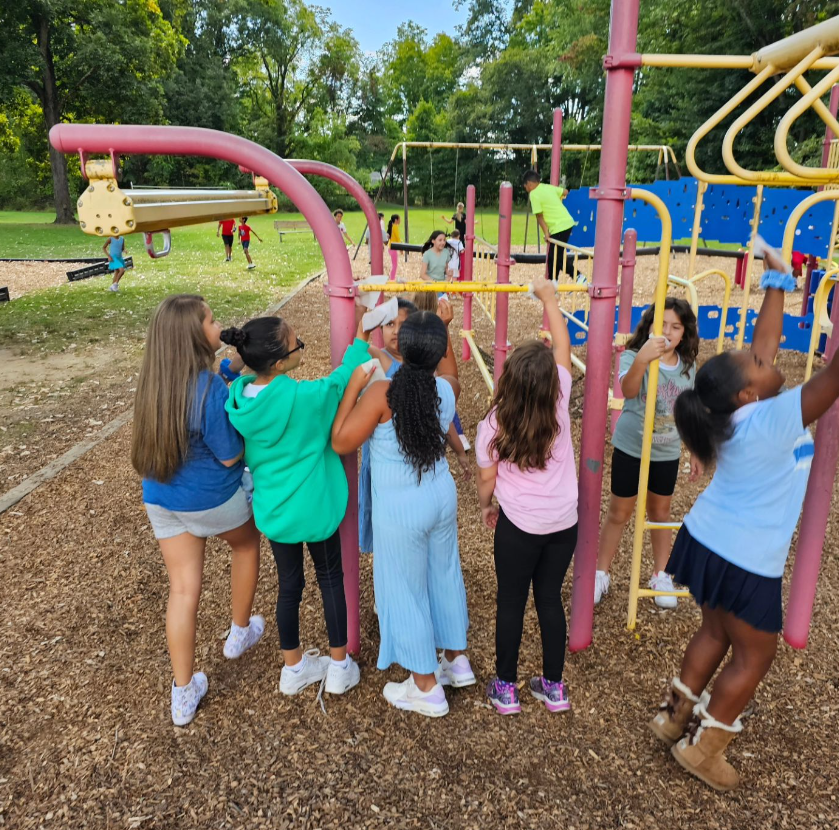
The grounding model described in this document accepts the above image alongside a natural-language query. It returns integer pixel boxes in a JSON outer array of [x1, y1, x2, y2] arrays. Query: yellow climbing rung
[[358, 282, 589, 293]]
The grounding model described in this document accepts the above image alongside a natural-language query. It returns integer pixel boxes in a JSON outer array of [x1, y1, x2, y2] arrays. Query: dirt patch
[[0, 261, 80, 299], [2, 275, 839, 828]]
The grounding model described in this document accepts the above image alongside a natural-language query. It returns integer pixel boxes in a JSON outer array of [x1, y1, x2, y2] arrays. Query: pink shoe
[[529, 677, 571, 713], [486, 677, 521, 715]]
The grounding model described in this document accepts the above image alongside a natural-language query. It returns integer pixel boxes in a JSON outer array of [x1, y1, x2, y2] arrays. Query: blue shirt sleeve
[[748, 386, 804, 451], [200, 373, 243, 463]]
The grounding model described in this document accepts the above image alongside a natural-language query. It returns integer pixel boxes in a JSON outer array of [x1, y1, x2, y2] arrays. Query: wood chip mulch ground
[[2, 276, 839, 829]]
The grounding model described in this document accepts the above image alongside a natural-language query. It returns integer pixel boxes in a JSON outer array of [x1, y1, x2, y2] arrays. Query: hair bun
[[220, 327, 248, 349]]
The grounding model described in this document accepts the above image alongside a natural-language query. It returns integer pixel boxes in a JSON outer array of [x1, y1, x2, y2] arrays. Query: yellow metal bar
[[804, 269, 839, 381], [775, 63, 839, 181], [644, 522, 683, 530], [667, 276, 699, 316], [690, 269, 733, 354], [685, 66, 777, 185], [753, 16, 839, 72], [735, 185, 764, 349], [626, 188, 673, 631], [636, 588, 691, 598], [781, 190, 839, 263], [640, 54, 754, 69], [358, 282, 592, 294], [721, 48, 839, 185], [793, 76, 839, 144], [460, 330, 494, 393], [559, 306, 589, 332], [687, 180, 707, 280]]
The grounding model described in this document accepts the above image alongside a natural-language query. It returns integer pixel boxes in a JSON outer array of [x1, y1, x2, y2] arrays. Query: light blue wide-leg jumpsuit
[[370, 377, 469, 675]]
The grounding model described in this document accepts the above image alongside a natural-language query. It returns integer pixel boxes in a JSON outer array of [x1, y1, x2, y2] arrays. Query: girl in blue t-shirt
[[131, 294, 264, 727], [649, 247, 839, 792]]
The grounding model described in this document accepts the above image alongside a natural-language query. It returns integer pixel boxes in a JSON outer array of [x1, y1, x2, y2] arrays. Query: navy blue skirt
[[666, 526, 783, 633]]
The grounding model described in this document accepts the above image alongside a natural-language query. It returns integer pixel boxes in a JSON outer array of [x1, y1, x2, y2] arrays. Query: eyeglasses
[[282, 337, 305, 359]]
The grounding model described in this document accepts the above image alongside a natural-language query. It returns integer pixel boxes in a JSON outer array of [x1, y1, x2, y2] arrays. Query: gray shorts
[[145, 488, 252, 540]]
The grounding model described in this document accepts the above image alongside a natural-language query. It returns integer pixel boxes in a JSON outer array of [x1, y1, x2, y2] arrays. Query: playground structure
[[47, 8, 839, 660]]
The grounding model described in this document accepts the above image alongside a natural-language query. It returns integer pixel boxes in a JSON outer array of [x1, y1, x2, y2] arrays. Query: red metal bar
[[612, 229, 637, 433], [734, 252, 744, 289], [49, 123, 363, 654], [785, 284, 839, 649], [568, 0, 639, 653], [462, 185, 476, 361], [543, 108, 564, 329], [493, 183, 513, 382]]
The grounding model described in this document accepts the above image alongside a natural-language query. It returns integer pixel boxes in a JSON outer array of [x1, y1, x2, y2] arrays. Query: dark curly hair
[[626, 296, 699, 377], [387, 311, 449, 481]]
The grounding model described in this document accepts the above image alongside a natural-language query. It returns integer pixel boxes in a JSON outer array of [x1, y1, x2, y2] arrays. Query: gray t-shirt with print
[[611, 349, 695, 462]]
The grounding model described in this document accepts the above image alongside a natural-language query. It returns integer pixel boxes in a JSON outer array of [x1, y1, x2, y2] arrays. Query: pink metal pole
[[785, 293, 839, 649], [611, 229, 637, 433], [493, 182, 513, 382], [462, 185, 477, 361], [543, 108, 564, 328], [289, 160, 383, 275], [568, 0, 640, 653], [49, 123, 363, 654]]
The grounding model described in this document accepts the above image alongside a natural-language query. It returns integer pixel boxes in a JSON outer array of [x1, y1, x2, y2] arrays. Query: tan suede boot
[[648, 677, 705, 746], [671, 704, 743, 791]]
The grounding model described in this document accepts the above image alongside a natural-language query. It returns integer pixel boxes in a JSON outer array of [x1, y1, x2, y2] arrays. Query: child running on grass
[[595, 298, 699, 609], [332, 311, 474, 717], [222, 314, 374, 700], [217, 218, 237, 261], [648, 244, 839, 791], [131, 295, 263, 727], [104, 235, 127, 292], [238, 217, 263, 270], [476, 276, 578, 715]]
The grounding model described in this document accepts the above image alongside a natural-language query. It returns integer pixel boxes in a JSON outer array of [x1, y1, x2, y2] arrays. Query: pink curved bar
[[49, 123, 363, 654], [288, 160, 384, 276]]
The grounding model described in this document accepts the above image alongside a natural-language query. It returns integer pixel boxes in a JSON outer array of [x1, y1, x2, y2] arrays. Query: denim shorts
[[145, 487, 252, 540]]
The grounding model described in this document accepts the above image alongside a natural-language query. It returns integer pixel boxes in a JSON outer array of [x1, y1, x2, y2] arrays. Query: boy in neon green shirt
[[523, 170, 581, 282]]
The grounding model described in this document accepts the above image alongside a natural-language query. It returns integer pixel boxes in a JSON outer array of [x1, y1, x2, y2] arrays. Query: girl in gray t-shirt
[[594, 297, 698, 610]]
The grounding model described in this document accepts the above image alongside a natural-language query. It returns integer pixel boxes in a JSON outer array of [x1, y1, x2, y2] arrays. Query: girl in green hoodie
[[222, 314, 373, 699]]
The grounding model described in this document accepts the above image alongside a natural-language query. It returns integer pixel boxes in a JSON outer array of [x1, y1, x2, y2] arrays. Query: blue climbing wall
[[561, 177, 834, 255]]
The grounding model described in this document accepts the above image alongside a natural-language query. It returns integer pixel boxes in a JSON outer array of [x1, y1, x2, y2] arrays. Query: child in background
[[791, 250, 807, 285], [332, 312, 474, 718], [222, 314, 374, 699], [420, 231, 454, 284], [477, 276, 578, 715], [333, 209, 354, 247], [217, 218, 237, 261], [412, 290, 471, 453], [387, 215, 402, 280], [131, 295, 263, 727], [446, 231, 464, 280], [238, 217, 263, 270], [522, 170, 579, 281], [595, 298, 699, 608], [441, 202, 467, 239], [649, 246, 837, 791], [103, 235, 127, 292]]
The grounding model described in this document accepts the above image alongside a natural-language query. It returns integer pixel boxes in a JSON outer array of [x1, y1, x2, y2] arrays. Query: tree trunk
[[36, 16, 75, 225]]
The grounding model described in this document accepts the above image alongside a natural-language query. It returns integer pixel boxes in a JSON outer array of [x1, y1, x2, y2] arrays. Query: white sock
[[287, 655, 307, 673], [230, 622, 249, 636], [331, 656, 350, 668]]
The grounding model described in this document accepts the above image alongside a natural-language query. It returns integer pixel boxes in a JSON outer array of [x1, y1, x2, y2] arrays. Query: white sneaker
[[247, 263, 256, 270], [436, 653, 476, 688], [383, 676, 449, 717], [650, 571, 678, 609], [594, 570, 611, 605], [458, 434, 471, 452], [171, 672, 208, 726], [107, 283, 119, 292], [223, 615, 265, 659], [325, 656, 361, 695], [279, 649, 330, 695]]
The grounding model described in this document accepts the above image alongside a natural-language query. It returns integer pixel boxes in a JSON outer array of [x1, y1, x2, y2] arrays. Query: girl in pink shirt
[[476, 276, 578, 716]]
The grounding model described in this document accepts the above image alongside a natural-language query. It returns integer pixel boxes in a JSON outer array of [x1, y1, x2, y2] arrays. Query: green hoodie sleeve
[[297, 337, 370, 417]]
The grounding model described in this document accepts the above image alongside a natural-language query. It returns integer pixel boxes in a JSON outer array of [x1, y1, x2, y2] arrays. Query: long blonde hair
[[131, 294, 216, 481]]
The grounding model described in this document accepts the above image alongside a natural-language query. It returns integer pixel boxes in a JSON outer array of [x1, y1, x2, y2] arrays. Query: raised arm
[[802, 347, 839, 427], [621, 336, 666, 400], [332, 376, 386, 455], [441, 215, 453, 225], [750, 246, 790, 365], [532, 275, 571, 372], [436, 298, 458, 378]]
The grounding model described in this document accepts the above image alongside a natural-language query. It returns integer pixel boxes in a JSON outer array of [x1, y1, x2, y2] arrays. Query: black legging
[[546, 227, 576, 279], [269, 530, 347, 651], [494, 509, 577, 683]]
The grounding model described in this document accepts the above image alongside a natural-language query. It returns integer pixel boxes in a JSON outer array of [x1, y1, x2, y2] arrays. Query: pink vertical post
[[462, 185, 477, 361], [494, 182, 513, 382], [568, 0, 640, 653], [611, 229, 636, 433], [48, 123, 364, 655], [734, 252, 745, 290], [542, 108, 564, 331], [785, 295, 839, 649]]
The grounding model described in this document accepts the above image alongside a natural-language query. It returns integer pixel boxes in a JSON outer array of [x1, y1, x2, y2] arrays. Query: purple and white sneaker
[[383, 676, 449, 717], [486, 677, 521, 715], [529, 677, 571, 713], [436, 653, 476, 688]]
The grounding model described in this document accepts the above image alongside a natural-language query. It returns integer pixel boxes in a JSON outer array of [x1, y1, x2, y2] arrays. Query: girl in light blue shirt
[[648, 247, 839, 792]]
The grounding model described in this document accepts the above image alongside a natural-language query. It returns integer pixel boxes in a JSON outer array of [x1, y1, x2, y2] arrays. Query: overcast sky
[[323, 0, 469, 54]]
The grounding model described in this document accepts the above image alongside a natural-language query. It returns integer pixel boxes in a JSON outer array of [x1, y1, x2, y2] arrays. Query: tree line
[[0, 0, 833, 224]]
